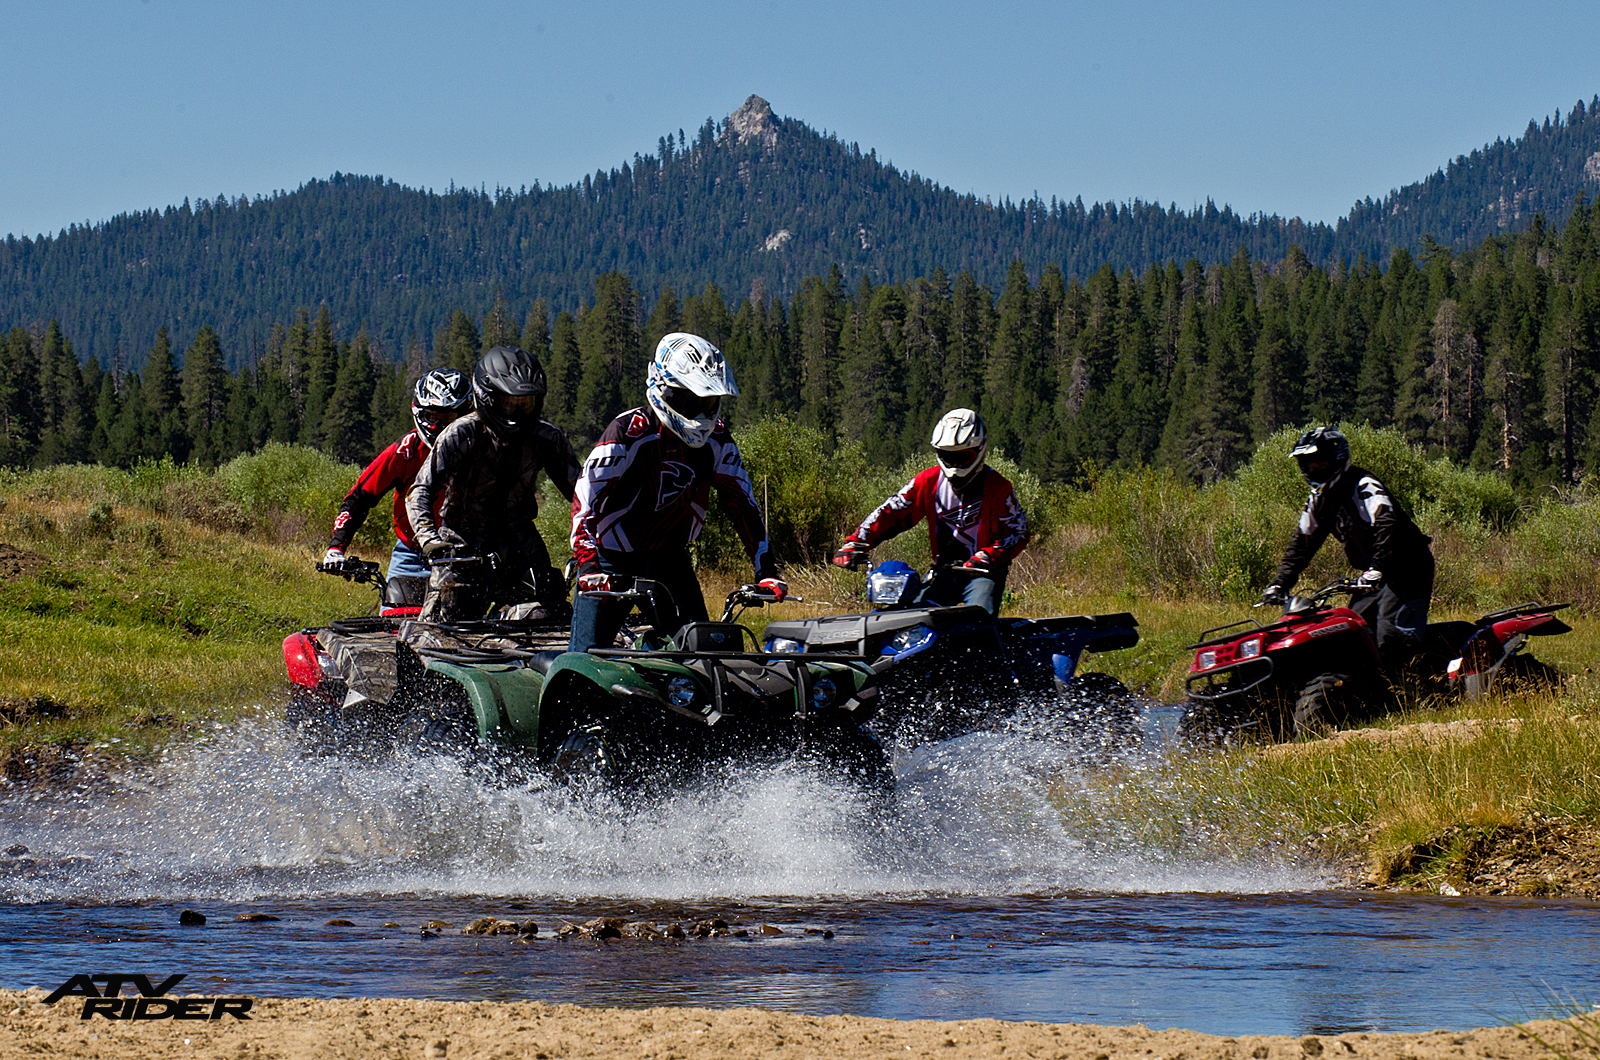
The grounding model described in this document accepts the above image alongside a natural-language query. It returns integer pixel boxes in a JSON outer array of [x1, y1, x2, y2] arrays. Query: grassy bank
[[3, 439, 1598, 893]]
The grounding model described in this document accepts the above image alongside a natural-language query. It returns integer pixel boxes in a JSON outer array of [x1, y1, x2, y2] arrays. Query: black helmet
[[471, 346, 547, 436], [411, 368, 470, 445], [1290, 427, 1350, 486]]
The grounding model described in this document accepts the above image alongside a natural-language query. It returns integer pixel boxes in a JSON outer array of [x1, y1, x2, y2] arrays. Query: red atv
[[1178, 579, 1571, 742]]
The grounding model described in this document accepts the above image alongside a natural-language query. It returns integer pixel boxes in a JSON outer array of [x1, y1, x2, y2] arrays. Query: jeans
[[917, 566, 1007, 616], [568, 551, 710, 653]]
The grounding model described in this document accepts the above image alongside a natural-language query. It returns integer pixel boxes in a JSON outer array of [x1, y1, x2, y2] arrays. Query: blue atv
[[760, 562, 1142, 749]]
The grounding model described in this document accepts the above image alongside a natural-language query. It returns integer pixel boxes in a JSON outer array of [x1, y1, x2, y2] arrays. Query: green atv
[[387, 580, 891, 793]]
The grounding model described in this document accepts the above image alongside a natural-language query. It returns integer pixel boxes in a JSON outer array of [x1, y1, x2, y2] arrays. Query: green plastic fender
[[422, 660, 545, 750]]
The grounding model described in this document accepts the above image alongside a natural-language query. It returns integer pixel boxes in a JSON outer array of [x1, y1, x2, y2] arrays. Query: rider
[[406, 345, 581, 622], [321, 367, 470, 610], [831, 408, 1028, 616], [568, 332, 786, 653], [1260, 426, 1436, 669]]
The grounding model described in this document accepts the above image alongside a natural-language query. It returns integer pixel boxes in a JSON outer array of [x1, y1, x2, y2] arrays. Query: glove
[[832, 541, 870, 569], [1259, 584, 1287, 607], [320, 547, 346, 572], [963, 549, 997, 571], [577, 572, 614, 594], [757, 577, 788, 602], [1357, 569, 1384, 590], [420, 529, 466, 561]]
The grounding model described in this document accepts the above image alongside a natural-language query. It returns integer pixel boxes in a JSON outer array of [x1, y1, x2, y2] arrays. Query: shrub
[[215, 443, 367, 547]]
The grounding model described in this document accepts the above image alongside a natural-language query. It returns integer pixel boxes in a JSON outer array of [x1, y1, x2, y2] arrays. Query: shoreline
[[1, 990, 1588, 1060]]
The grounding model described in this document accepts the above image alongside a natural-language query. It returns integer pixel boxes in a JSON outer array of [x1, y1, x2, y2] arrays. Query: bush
[[215, 444, 367, 547], [1503, 485, 1600, 609]]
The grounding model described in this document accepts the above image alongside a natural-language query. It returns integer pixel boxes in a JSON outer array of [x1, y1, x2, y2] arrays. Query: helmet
[[1290, 427, 1350, 487], [646, 332, 738, 447], [930, 408, 988, 481], [411, 368, 470, 445], [471, 345, 547, 436]]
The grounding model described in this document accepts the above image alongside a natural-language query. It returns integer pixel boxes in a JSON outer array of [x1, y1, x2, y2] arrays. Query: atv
[[759, 561, 1142, 749], [1179, 578, 1572, 743], [285, 563, 890, 792]]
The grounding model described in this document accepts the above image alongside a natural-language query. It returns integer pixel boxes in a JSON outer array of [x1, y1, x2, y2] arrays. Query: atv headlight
[[766, 636, 804, 654], [1196, 649, 1218, 671], [810, 677, 837, 709], [867, 569, 913, 606], [1239, 637, 1263, 659], [883, 625, 935, 656], [666, 676, 698, 708]]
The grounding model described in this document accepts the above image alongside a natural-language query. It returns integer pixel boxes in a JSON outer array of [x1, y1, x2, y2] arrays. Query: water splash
[[0, 712, 1329, 903]]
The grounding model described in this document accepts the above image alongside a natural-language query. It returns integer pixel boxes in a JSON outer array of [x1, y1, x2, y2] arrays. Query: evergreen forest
[[5, 95, 1600, 374], [4, 197, 1600, 494]]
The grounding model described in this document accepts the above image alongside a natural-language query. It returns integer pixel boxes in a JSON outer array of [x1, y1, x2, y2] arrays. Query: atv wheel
[[1061, 672, 1140, 747], [809, 728, 895, 797], [1492, 653, 1564, 695], [1293, 674, 1359, 737], [395, 707, 475, 757], [550, 724, 623, 788], [285, 688, 340, 752]]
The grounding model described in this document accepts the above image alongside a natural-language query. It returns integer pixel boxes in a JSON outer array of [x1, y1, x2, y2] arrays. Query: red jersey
[[846, 465, 1029, 567], [571, 407, 775, 579], [329, 430, 428, 551]]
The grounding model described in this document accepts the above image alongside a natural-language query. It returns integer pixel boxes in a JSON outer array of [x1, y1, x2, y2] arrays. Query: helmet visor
[[415, 407, 462, 435], [492, 392, 542, 422], [663, 386, 720, 420], [936, 447, 983, 473], [1296, 454, 1337, 482]]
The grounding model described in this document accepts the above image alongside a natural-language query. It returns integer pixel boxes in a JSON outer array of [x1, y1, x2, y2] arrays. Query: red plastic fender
[[283, 631, 324, 689]]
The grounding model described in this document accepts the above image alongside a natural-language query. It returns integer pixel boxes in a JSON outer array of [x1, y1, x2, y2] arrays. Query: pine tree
[[573, 272, 641, 440], [795, 266, 846, 440], [323, 329, 378, 463], [436, 308, 480, 372], [643, 285, 682, 366], [143, 325, 189, 460], [481, 290, 518, 350], [982, 260, 1036, 461], [181, 325, 229, 464], [838, 280, 906, 464], [298, 305, 340, 449], [546, 309, 582, 430], [520, 301, 552, 361]]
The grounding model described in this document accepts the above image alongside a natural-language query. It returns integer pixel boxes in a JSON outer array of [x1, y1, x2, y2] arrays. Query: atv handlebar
[[720, 584, 804, 622], [317, 558, 387, 592]]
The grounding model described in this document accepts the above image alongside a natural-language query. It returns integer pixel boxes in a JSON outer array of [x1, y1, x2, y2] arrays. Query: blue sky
[[4, 0, 1599, 240]]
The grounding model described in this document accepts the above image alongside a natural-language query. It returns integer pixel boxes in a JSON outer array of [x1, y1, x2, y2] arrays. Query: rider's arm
[[847, 468, 936, 550], [977, 475, 1030, 565], [538, 421, 583, 503], [709, 433, 776, 580], [328, 440, 403, 550], [1271, 493, 1332, 590], [570, 416, 639, 576], [406, 421, 469, 557]]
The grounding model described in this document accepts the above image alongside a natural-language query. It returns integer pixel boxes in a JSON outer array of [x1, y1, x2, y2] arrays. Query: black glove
[[1259, 584, 1287, 608]]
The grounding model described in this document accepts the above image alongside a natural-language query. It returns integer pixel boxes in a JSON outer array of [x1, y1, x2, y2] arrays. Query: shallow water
[[2, 715, 1597, 1035]]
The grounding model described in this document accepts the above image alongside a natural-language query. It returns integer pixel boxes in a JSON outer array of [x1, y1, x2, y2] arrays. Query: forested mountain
[[4, 94, 1600, 371], [5, 200, 1599, 494]]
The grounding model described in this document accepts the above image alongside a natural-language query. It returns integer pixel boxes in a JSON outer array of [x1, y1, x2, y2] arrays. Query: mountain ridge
[[4, 93, 1600, 368]]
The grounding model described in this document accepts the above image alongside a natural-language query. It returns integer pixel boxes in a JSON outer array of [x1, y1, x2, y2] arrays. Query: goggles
[[663, 386, 721, 420], [936, 447, 983, 471], [493, 392, 542, 420]]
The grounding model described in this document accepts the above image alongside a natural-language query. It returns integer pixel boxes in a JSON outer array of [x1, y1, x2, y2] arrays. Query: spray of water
[[0, 710, 1329, 903]]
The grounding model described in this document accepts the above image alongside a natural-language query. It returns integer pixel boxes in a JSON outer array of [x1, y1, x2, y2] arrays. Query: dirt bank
[[3, 989, 1592, 1060]]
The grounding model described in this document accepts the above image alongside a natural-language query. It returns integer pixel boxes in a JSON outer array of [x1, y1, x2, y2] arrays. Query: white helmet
[[930, 408, 988, 481], [646, 332, 738, 447]]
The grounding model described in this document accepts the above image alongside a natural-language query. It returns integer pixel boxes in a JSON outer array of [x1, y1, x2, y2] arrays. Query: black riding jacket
[[1272, 465, 1433, 593]]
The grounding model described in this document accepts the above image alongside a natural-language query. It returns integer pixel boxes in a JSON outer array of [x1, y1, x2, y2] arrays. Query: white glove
[[320, 547, 346, 572], [1357, 569, 1384, 589]]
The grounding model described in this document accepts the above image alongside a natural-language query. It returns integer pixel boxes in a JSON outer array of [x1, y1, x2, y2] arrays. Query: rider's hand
[[420, 530, 465, 561], [1357, 569, 1384, 590], [1259, 584, 1287, 607], [320, 547, 346, 572], [963, 549, 996, 570], [757, 577, 788, 602], [832, 541, 869, 569], [577, 572, 614, 594]]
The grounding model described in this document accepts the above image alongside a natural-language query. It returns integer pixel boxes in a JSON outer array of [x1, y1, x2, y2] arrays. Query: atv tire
[[395, 707, 476, 757], [1293, 674, 1359, 737], [1061, 672, 1140, 747], [550, 724, 624, 788], [1491, 653, 1564, 695], [809, 728, 896, 797]]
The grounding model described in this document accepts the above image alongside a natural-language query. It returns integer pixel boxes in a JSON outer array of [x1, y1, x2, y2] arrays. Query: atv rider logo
[[45, 974, 254, 1020]]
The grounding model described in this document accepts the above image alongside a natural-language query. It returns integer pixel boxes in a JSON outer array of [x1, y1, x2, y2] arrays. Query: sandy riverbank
[[2, 989, 1590, 1060]]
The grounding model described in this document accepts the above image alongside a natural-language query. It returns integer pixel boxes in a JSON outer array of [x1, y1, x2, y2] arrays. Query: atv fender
[[422, 660, 544, 750]]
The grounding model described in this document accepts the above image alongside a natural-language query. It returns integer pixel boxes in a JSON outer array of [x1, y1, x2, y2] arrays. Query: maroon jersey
[[571, 407, 775, 579], [845, 465, 1029, 567], [329, 430, 428, 551]]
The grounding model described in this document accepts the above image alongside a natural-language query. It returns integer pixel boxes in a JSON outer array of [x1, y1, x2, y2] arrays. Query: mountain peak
[[728, 95, 778, 149]]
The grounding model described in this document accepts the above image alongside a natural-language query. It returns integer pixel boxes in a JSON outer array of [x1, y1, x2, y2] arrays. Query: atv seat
[[527, 649, 564, 675]]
